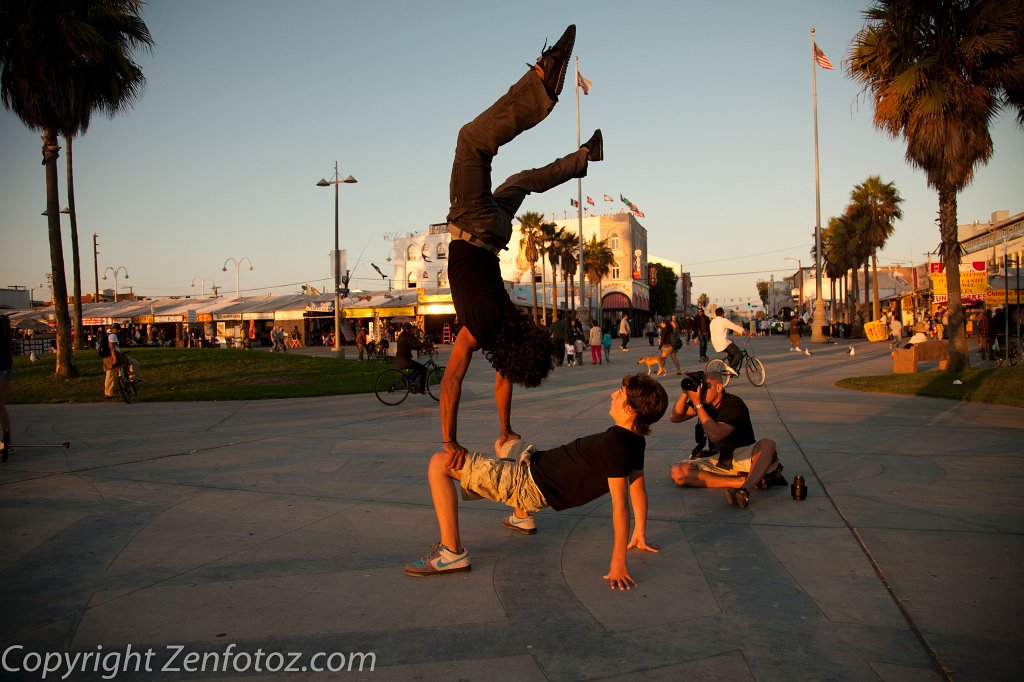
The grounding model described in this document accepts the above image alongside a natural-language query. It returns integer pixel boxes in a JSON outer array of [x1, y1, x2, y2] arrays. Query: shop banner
[[930, 262, 987, 297]]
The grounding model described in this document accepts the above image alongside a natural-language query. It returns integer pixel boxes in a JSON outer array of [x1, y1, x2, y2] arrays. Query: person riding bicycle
[[396, 323, 429, 393], [101, 324, 140, 399], [709, 307, 747, 376]]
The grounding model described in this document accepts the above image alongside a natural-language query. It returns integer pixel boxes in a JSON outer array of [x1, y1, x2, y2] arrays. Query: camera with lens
[[680, 371, 706, 392]]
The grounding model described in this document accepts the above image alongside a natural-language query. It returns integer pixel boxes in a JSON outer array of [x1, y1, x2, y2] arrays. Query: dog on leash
[[636, 355, 666, 376]]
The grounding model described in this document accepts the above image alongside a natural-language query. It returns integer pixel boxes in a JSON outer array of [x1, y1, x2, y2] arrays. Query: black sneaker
[[756, 464, 787, 490], [534, 24, 576, 100], [582, 128, 603, 162]]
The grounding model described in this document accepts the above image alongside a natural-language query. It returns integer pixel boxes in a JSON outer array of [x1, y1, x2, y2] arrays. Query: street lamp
[[190, 275, 216, 299], [102, 266, 129, 302], [784, 257, 803, 316], [317, 162, 358, 356], [222, 257, 253, 300]]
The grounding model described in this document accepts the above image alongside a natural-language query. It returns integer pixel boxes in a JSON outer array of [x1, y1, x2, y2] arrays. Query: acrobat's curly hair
[[485, 305, 555, 388]]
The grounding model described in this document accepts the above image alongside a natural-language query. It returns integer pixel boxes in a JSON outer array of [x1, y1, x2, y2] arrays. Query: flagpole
[[810, 27, 826, 343], [574, 57, 586, 321]]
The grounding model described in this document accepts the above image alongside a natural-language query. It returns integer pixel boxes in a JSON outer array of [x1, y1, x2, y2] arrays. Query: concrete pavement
[[1, 336, 1021, 681]]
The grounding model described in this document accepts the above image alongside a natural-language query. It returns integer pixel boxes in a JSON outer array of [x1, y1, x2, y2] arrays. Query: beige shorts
[[683, 444, 754, 477], [460, 440, 548, 513]]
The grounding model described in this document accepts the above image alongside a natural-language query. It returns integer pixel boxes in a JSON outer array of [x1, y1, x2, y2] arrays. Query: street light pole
[[317, 162, 357, 357], [102, 266, 129, 302], [222, 257, 253, 300]]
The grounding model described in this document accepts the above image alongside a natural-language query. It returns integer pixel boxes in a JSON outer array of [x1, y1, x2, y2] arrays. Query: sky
[[2, 0, 1022, 306]]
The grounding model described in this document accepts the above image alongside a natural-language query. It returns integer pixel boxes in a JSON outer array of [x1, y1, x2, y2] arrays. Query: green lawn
[[7, 348, 387, 403], [837, 365, 1024, 408]]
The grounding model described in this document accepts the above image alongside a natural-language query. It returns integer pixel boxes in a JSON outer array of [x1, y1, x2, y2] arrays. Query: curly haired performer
[[441, 24, 604, 471]]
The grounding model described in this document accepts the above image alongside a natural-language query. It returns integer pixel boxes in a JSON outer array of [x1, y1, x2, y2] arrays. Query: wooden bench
[[892, 340, 949, 373]]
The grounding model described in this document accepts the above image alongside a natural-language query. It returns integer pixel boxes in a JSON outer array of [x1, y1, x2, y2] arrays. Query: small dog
[[636, 355, 666, 376]]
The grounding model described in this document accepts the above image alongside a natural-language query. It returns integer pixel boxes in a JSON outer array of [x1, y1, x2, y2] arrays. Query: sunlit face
[[703, 377, 724, 403], [609, 385, 634, 422]]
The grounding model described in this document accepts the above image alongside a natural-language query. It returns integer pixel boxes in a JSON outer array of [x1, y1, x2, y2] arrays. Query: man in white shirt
[[709, 307, 747, 375]]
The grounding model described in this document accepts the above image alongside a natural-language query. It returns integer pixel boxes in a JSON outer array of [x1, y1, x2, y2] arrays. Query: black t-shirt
[[395, 330, 423, 368], [529, 426, 645, 511], [448, 239, 508, 349], [704, 393, 756, 450]]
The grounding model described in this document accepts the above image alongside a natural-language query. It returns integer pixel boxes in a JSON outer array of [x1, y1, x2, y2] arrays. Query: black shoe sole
[[537, 24, 575, 99], [583, 129, 603, 162]]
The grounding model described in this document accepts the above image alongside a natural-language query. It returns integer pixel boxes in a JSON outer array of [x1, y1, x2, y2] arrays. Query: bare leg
[[670, 439, 778, 495], [427, 451, 463, 552]]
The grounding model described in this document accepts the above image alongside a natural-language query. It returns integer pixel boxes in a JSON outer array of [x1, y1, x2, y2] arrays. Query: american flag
[[577, 71, 592, 95], [813, 43, 834, 70]]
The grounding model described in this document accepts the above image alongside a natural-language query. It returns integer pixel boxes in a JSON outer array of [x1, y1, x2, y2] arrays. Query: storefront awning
[[602, 292, 631, 309]]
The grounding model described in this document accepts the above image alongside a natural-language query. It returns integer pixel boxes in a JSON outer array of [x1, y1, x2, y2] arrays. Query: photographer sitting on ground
[[668, 371, 784, 508]]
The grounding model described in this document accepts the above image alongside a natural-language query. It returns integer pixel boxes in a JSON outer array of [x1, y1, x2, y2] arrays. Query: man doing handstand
[[407, 374, 667, 590], [442, 24, 604, 471]]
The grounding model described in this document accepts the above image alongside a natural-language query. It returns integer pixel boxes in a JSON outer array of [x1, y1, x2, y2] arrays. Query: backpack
[[97, 333, 110, 359]]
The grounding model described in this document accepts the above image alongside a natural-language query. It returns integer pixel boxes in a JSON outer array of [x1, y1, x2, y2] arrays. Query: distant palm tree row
[[517, 211, 616, 325], [1, 0, 154, 379], [819, 175, 903, 327]]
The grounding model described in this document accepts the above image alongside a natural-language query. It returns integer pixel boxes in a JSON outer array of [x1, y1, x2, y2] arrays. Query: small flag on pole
[[813, 43, 834, 70], [570, 198, 579, 207], [586, 196, 595, 206], [577, 71, 592, 95], [603, 194, 613, 202]]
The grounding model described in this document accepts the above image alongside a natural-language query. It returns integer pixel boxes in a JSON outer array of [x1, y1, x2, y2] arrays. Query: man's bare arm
[[604, 477, 636, 590], [626, 471, 659, 553], [494, 370, 519, 447], [439, 327, 478, 469]]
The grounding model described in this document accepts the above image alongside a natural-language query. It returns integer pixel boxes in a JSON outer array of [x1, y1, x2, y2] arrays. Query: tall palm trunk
[[863, 258, 871, 314], [540, 258, 547, 326], [42, 130, 78, 378], [550, 261, 559, 320], [529, 264, 538, 323], [871, 251, 882, 321], [850, 266, 860, 328], [938, 185, 968, 370], [66, 135, 85, 349]]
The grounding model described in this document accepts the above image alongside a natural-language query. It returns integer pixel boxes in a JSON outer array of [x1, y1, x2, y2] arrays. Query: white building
[[391, 212, 666, 325]]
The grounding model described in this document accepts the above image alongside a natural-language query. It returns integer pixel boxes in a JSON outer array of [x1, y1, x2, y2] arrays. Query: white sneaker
[[502, 513, 537, 535], [404, 543, 471, 576], [795, 347, 802, 352], [724, 366, 739, 376]]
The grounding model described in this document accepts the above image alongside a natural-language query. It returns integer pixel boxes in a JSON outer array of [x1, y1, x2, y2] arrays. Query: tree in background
[[649, 263, 678, 317], [516, 211, 544, 323], [848, 175, 903, 321], [583, 235, 615, 321], [555, 230, 579, 313], [755, 280, 770, 311], [1, 0, 154, 376], [849, 0, 1024, 370], [698, 293, 710, 311], [821, 214, 860, 325]]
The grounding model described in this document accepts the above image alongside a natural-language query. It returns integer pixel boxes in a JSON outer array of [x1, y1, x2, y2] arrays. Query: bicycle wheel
[[745, 355, 766, 386], [117, 372, 132, 404], [1010, 338, 1021, 366], [706, 358, 731, 387], [425, 367, 444, 402], [374, 369, 410, 406]]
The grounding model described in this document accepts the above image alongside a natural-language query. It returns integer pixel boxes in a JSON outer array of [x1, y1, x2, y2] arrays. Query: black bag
[[672, 332, 683, 351], [97, 333, 110, 359]]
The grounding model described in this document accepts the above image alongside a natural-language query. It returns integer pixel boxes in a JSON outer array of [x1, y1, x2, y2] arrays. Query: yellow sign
[[930, 270, 988, 296], [985, 290, 1022, 306]]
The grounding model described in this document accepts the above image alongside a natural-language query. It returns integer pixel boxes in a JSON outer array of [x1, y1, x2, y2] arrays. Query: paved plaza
[[1, 336, 1021, 681]]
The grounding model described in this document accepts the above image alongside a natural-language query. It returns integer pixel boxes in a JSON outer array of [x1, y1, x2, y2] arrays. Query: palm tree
[[848, 176, 904, 321], [542, 224, 566, 322], [822, 215, 859, 324], [517, 211, 544, 323], [1, 0, 154, 376], [537, 221, 560, 325], [557, 231, 580, 311], [583, 235, 615, 321], [849, 0, 1024, 370]]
